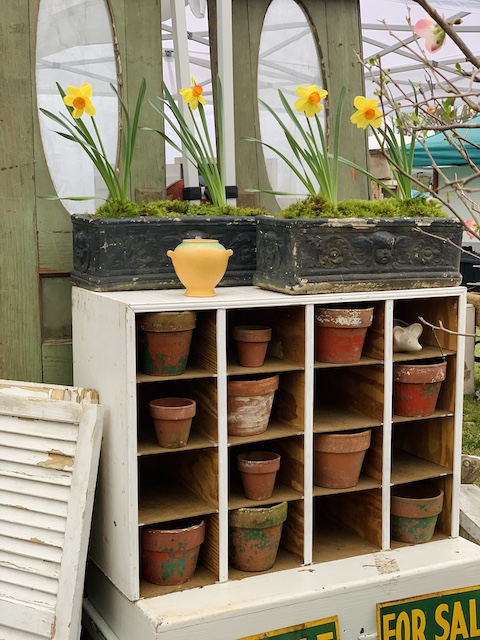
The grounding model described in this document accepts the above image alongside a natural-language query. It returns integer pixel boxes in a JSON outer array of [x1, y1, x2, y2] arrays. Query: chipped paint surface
[[37, 449, 74, 470], [374, 553, 400, 575]]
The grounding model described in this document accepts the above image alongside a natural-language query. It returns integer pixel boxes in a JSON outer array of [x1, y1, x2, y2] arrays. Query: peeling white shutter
[[0, 381, 103, 640]]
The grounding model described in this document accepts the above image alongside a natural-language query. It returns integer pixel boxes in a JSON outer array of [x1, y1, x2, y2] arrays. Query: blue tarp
[[412, 116, 480, 167]]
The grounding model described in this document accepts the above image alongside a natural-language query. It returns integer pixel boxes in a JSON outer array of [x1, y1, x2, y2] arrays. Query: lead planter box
[[254, 216, 463, 294], [71, 215, 256, 291]]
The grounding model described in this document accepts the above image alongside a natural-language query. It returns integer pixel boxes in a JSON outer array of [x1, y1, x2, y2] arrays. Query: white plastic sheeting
[[35, 0, 480, 208]]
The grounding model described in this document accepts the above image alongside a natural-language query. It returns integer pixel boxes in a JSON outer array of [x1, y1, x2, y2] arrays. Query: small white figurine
[[393, 320, 423, 352]]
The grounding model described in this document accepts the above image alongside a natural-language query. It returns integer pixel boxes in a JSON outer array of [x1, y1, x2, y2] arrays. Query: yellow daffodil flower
[[350, 96, 383, 129], [294, 85, 328, 118], [63, 83, 96, 119], [179, 77, 206, 110]]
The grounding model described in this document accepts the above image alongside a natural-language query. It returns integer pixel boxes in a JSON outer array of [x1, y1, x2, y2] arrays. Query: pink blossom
[[465, 219, 478, 240], [414, 15, 446, 53]]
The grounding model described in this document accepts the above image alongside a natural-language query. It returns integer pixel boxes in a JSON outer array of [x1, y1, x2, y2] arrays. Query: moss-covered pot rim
[[229, 501, 288, 529]]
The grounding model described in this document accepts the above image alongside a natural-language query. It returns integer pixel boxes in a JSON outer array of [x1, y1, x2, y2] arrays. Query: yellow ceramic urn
[[167, 238, 234, 297]]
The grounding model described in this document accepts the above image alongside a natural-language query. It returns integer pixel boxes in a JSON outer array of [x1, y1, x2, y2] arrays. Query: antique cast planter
[[254, 217, 463, 295], [71, 214, 256, 291]]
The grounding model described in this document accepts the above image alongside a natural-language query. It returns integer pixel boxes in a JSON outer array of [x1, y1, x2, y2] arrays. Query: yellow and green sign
[[378, 585, 480, 640], [238, 616, 339, 640]]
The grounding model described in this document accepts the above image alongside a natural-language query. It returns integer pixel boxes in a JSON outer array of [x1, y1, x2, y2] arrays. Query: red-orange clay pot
[[233, 325, 272, 367], [394, 360, 447, 417], [149, 397, 196, 448], [237, 451, 281, 501], [138, 311, 196, 376], [315, 307, 374, 364], [229, 502, 287, 572], [391, 483, 444, 544], [227, 374, 279, 436], [314, 429, 371, 488], [141, 518, 205, 585]]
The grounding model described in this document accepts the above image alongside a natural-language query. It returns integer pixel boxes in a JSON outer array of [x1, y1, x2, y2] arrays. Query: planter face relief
[[141, 518, 205, 585], [71, 214, 256, 291], [391, 484, 444, 544], [255, 216, 462, 294]]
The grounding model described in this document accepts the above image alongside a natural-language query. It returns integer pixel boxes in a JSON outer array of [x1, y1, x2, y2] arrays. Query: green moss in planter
[[279, 194, 447, 219], [93, 199, 264, 219]]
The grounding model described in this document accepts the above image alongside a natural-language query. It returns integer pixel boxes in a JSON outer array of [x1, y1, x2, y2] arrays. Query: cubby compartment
[[227, 306, 306, 372], [228, 371, 304, 445], [139, 512, 220, 597], [313, 366, 384, 432], [229, 437, 304, 509], [137, 378, 218, 451], [312, 490, 382, 563], [136, 310, 217, 381], [228, 498, 305, 580], [390, 476, 453, 549], [394, 297, 458, 357], [391, 418, 454, 484], [314, 301, 385, 365]]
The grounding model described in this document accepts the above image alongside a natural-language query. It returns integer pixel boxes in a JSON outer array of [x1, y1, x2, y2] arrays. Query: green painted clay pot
[[229, 501, 287, 572], [137, 311, 196, 376], [141, 518, 205, 585], [391, 483, 444, 544]]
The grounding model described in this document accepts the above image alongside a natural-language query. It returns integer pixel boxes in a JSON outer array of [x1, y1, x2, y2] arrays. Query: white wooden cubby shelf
[[72, 285, 466, 604]]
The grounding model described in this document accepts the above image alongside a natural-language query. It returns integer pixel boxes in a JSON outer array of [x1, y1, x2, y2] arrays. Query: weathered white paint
[[0, 382, 103, 639]]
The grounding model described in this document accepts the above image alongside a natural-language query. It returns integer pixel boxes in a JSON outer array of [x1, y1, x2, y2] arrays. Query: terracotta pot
[[314, 429, 371, 488], [315, 307, 374, 364], [233, 325, 272, 367], [227, 374, 279, 436], [391, 484, 444, 544], [237, 451, 281, 501], [394, 359, 447, 417], [167, 238, 233, 297], [229, 501, 287, 572], [141, 518, 205, 585], [138, 311, 196, 376], [149, 397, 196, 448]]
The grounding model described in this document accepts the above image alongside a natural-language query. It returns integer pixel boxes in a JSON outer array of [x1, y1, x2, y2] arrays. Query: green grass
[[463, 359, 480, 456]]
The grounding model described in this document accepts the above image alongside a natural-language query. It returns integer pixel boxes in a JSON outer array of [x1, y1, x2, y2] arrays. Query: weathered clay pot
[[167, 238, 233, 297], [237, 451, 281, 501], [391, 484, 444, 544], [315, 307, 374, 364], [149, 397, 196, 448], [314, 429, 371, 488], [227, 374, 279, 436], [229, 501, 287, 571], [394, 359, 447, 417], [138, 311, 196, 376], [233, 325, 272, 367], [141, 518, 205, 585]]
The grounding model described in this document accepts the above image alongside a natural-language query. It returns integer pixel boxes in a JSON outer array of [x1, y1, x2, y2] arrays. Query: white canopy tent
[[35, 0, 480, 211]]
